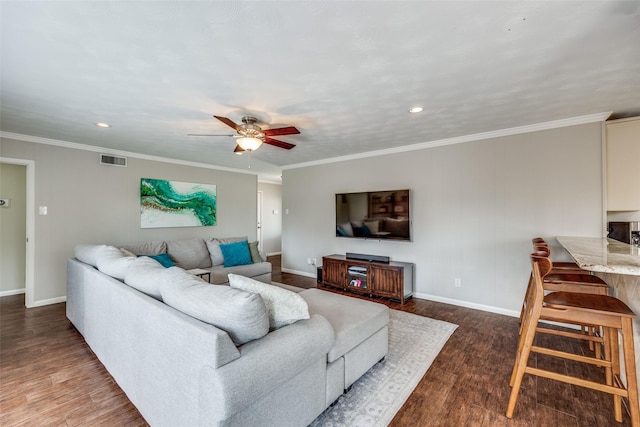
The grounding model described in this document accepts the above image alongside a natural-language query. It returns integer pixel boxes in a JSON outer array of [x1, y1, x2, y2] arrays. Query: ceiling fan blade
[[264, 137, 296, 150], [187, 133, 234, 137], [263, 126, 300, 136], [233, 145, 245, 153], [213, 115, 240, 131]]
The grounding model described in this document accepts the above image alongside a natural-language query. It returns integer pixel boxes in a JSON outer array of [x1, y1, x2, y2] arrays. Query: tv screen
[[335, 190, 411, 241]]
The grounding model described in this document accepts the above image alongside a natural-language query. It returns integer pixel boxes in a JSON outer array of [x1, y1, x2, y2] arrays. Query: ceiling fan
[[188, 115, 300, 153]]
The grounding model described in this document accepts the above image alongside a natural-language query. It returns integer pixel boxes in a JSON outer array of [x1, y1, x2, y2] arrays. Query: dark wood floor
[[0, 255, 632, 426]]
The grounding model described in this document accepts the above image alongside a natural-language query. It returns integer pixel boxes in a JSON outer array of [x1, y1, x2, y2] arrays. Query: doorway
[[0, 158, 35, 307]]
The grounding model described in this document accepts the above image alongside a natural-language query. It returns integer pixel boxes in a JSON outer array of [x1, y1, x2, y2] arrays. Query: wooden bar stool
[[532, 237, 590, 274], [507, 253, 639, 426], [528, 240, 610, 353], [520, 242, 609, 321]]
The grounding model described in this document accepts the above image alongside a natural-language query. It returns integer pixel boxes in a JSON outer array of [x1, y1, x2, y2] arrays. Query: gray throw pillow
[[228, 273, 310, 330], [248, 241, 262, 263], [160, 268, 269, 345], [205, 238, 224, 266]]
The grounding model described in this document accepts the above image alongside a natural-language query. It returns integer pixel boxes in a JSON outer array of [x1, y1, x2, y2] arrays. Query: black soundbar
[[346, 252, 390, 263]]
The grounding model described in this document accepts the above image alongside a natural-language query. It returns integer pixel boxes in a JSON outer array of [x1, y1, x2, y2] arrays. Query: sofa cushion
[[166, 239, 212, 270], [228, 273, 309, 330], [74, 244, 107, 267], [300, 288, 389, 362], [205, 238, 224, 266], [208, 262, 272, 285], [160, 268, 269, 345], [124, 256, 167, 300], [120, 241, 167, 256], [220, 241, 252, 267], [248, 241, 262, 263], [95, 245, 136, 280]]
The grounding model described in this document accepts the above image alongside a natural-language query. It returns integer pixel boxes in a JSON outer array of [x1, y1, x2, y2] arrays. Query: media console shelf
[[321, 254, 414, 304]]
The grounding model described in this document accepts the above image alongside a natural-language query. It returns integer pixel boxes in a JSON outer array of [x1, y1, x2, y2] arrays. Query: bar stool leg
[[621, 319, 640, 427], [507, 304, 539, 418], [606, 326, 623, 422]]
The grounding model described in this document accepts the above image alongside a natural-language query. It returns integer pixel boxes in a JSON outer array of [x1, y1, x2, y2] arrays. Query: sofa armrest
[[199, 314, 334, 420]]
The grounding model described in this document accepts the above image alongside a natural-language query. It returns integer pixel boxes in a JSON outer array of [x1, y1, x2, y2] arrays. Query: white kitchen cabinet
[[607, 116, 640, 211]]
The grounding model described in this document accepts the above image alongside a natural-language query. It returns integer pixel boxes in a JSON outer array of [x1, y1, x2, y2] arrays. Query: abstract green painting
[[140, 178, 217, 228]]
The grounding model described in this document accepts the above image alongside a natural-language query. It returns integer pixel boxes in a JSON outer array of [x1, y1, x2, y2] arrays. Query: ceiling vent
[[99, 153, 127, 167]]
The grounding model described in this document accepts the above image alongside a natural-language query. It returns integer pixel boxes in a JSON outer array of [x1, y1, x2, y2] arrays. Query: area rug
[[309, 309, 458, 427]]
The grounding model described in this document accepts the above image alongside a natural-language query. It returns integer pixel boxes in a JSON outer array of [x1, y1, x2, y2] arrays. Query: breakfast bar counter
[[556, 236, 640, 276], [556, 236, 640, 396]]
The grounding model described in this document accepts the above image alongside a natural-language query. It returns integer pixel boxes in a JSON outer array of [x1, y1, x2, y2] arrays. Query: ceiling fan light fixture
[[237, 137, 263, 151]]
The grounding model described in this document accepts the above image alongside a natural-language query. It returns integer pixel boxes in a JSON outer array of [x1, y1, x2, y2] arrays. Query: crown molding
[[282, 111, 612, 170], [2, 110, 611, 176], [0, 131, 261, 177], [258, 177, 283, 185]]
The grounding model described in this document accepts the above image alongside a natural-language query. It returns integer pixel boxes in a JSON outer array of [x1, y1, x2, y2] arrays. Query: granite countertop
[[556, 236, 640, 276]]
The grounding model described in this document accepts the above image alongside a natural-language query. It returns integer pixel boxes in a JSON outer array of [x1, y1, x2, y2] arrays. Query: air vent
[[99, 154, 127, 167]]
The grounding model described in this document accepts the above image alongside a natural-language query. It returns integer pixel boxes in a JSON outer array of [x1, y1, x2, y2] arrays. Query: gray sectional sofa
[[118, 236, 272, 285], [66, 242, 389, 427]]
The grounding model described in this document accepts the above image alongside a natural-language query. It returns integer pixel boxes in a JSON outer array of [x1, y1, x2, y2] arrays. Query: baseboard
[[281, 267, 316, 279], [414, 292, 521, 318], [0, 288, 25, 297], [28, 296, 66, 308]]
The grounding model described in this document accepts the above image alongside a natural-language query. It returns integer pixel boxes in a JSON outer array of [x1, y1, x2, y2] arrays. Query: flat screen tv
[[335, 189, 411, 241]]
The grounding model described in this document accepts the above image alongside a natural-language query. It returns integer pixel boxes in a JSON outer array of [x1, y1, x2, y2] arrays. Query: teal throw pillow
[[140, 253, 175, 268], [220, 241, 252, 267]]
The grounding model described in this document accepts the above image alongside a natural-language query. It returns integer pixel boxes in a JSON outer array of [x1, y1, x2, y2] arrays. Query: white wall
[[257, 182, 282, 255], [0, 138, 258, 305], [0, 163, 26, 295], [282, 123, 604, 313]]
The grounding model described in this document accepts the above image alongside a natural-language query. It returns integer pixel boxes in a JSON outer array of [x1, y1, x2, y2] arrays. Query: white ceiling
[[2, 1, 639, 181]]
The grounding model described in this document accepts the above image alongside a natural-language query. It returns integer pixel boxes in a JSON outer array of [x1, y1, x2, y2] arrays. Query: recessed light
[[408, 107, 424, 114], [95, 122, 111, 128]]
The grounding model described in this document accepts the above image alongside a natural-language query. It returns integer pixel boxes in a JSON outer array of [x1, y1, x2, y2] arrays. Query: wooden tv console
[[320, 254, 414, 304]]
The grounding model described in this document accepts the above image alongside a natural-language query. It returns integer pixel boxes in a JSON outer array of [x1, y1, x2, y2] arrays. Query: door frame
[[257, 190, 263, 252], [0, 157, 35, 307]]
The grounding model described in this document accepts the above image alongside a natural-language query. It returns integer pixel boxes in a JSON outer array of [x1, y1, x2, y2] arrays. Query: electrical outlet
[[454, 278, 462, 288], [307, 257, 312, 265]]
